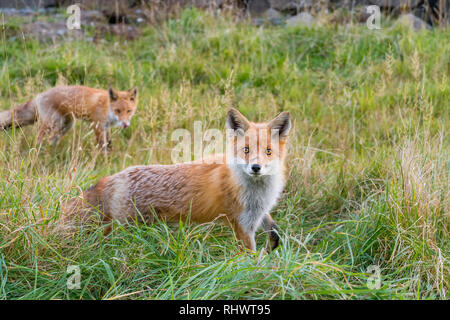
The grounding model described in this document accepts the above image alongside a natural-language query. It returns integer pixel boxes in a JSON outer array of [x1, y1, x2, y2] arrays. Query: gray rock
[[81, 10, 105, 25], [369, 1, 421, 9], [21, 21, 84, 41], [330, 0, 422, 10], [270, 0, 313, 11], [264, 8, 282, 20], [397, 13, 432, 30], [286, 12, 316, 26], [193, 0, 223, 8], [0, 8, 35, 15], [252, 8, 284, 26], [248, 0, 271, 15]]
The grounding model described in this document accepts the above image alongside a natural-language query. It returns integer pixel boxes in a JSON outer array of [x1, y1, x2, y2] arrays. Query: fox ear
[[108, 87, 119, 101], [269, 111, 291, 138], [129, 87, 138, 100], [226, 108, 250, 134]]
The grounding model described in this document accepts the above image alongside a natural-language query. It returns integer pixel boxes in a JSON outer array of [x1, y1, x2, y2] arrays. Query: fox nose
[[251, 164, 261, 174]]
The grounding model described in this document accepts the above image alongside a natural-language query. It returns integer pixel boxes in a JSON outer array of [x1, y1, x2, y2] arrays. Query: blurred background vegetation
[[0, 1, 448, 299]]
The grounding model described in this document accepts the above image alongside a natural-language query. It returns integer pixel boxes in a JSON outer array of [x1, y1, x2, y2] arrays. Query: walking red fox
[[63, 108, 291, 251], [0, 85, 138, 151]]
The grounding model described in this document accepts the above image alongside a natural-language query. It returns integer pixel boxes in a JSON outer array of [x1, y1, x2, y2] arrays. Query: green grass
[[0, 8, 448, 299]]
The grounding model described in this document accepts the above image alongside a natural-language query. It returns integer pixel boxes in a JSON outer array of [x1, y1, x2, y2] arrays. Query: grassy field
[[0, 8, 448, 299]]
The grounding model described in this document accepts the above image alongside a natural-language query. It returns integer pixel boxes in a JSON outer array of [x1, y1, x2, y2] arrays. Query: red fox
[[0, 85, 138, 150], [63, 108, 291, 251]]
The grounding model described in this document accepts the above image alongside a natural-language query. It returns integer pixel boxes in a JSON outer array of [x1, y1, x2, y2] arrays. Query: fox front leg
[[105, 129, 112, 150], [94, 123, 111, 152], [261, 214, 280, 251], [231, 220, 256, 252]]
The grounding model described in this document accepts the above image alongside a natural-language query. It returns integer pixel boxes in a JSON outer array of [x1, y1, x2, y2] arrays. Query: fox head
[[226, 108, 291, 177], [108, 87, 138, 128]]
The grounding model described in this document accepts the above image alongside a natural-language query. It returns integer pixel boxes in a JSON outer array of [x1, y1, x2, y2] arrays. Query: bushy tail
[[0, 100, 37, 130]]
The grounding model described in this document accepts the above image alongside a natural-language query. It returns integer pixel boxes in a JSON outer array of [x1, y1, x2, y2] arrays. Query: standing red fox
[[0, 85, 138, 150], [63, 108, 291, 251]]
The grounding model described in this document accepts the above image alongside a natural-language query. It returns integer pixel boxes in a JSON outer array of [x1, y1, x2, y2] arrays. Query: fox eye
[[243, 147, 249, 154], [116, 109, 121, 114], [127, 110, 132, 114], [265, 148, 272, 156]]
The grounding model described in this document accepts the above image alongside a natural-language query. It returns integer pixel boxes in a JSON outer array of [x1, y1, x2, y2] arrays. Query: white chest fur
[[106, 109, 120, 127], [230, 166, 284, 234]]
